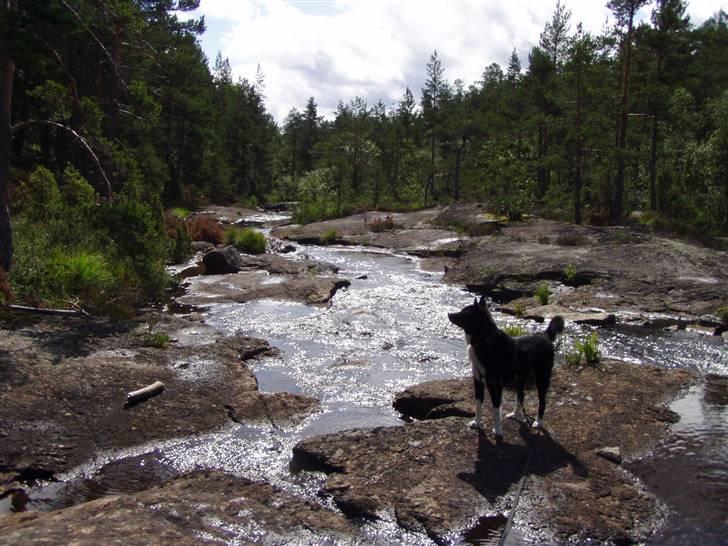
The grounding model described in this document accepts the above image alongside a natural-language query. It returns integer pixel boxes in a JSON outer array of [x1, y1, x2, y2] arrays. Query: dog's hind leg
[[506, 379, 526, 421], [470, 377, 485, 429], [486, 379, 504, 437], [533, 366, 553, 430]]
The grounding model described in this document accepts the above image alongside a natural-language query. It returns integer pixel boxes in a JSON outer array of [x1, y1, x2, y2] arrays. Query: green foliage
[[534, 283, 551, 305], [502, 323, 526, 337], [171, 224, 193, 265], [170, 207, 191, 220], [143, 332, 171, 348], [717, 306, 728, 324], [224, 227, 267, 254], [293, 169, 340, 224], [15, 166, 62, 220], [52, 250, 114, 301], [512, 302, 525, 317], [320, 229, 338, 245], [61, 166, 96, 208], [563, 263, 577, 283], [567, 331, 601, 366]]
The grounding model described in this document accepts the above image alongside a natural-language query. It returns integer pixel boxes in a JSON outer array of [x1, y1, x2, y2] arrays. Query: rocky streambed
[[1, 204, 726, 544]]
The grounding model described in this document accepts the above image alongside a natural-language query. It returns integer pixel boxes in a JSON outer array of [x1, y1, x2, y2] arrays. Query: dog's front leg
[[486, 379, 504, 437], [470, 377, 484, 429]]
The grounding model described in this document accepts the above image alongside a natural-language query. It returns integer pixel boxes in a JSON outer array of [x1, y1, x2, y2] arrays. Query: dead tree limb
[[125, 381, 165, 408], [11, 120, 112, 199], [9, 304, 90, 317]]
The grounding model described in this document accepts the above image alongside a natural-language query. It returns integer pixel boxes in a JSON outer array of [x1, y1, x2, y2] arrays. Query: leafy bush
[[717, 306, 728, 325], [534, 283, 551, 305], [61, 166, 96, 208], [512, 302, 525, 317], [171, 224, 193, 264], [320, 229, 338, 245], [169, 207, 191, 220], [187, 215, 224, 244], [143, 332, 171, 348], [566, 331, 601, 366], [52, 250, 113, 301], [502, 323, 526, 337], [563, 263, 577, 283], [15, 166, 62, 220], [224, 227, 266, 254]]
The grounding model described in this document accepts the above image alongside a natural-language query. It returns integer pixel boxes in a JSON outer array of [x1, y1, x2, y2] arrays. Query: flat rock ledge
[[0, 314, 318, 484], [293, 360, 694, 544], [0, 471, 354, 545]]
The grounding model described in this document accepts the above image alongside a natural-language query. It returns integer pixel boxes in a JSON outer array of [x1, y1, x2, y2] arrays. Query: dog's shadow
[[457, 422, 588, 504]]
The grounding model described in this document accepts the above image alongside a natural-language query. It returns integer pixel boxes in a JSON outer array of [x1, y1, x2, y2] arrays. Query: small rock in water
[[356, 274, 368, 280], [596, 446, 623, 465]]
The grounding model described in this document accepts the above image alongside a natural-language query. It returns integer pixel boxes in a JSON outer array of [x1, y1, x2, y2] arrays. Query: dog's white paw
[[468, 420, 483, 430], [492, 427, 503, 437], [531, 418, 544, 429], [505, 410, 523, 420]]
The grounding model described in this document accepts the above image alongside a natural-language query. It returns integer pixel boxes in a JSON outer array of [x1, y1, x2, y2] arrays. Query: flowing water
[[9, 225, 728, 544]]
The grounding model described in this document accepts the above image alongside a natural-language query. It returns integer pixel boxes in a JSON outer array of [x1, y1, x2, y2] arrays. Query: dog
[[448, 296, 564, 437]]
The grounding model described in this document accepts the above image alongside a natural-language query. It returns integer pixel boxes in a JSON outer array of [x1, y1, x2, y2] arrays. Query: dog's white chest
[[465, 335, 486, 379]]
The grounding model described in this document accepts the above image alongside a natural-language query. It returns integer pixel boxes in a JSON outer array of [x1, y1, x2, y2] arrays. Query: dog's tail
[[546, 316, 565, 341]]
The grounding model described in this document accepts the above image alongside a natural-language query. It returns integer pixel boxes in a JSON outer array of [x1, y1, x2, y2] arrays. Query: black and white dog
[[448, 296, 564, 437]]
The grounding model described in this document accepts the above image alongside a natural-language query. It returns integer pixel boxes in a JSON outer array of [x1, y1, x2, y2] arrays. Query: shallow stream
[[13, 233, 728, 544]]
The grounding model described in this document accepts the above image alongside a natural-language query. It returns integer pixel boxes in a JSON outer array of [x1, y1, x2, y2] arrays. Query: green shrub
[[224, 227, 266, 254], [717, 306, 728, 325], [61, 166, 96, 208], [171, 223, 193, 264], [320, 229, 338, 245], [567, 331, 601, 366], [15, 166, 62, 220], [503, 323, 526, 337], [52, 250, 114, 300], [169, 207, 191, 220], [512, 302, 525, 317], [534, 283, 551, 305], [563, 263, 577, 283], [143, 332, 171, 348]]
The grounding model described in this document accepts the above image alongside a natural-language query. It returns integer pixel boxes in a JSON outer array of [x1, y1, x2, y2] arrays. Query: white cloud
[[192, 0, 726, 123]]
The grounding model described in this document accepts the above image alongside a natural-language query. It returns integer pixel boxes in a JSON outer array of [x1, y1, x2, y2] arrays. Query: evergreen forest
[[0, 0, 727, 313]]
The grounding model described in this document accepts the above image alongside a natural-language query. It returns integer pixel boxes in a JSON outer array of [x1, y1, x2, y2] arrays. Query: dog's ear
[[478, 295, 487, 310], [473, 297, 478, 306]]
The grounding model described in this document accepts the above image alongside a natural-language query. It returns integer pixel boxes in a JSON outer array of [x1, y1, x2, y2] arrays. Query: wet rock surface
[[271, 209, 466, 256], [293, 360, 695, 544], [0, 312, 314, 482], [179, 249, 350, 306], [0, 471, 354, 545], [443, 215, 727, 321]]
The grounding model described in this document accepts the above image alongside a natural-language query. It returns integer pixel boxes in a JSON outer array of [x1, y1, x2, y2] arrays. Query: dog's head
[[448, 296, 496, 336]]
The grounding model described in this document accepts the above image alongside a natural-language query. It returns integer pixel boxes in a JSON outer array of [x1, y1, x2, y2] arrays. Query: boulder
[[202, 245, 244, 274]]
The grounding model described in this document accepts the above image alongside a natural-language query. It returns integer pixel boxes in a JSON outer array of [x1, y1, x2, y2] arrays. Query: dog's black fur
[[448, 296, 564, 435]]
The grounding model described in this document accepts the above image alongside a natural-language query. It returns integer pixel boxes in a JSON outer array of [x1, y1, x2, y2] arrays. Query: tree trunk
[[453, 139, 464, 201], [0, 0, 18, 272], [611, 8, 635, 224]]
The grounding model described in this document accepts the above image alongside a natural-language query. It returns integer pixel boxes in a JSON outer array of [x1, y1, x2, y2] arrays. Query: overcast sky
[[189, 0, 725, 123]]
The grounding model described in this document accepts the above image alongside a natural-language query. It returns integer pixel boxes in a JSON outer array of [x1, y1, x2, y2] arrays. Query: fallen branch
[[125, 381, 165, 408], [9, 304, 90, 317]]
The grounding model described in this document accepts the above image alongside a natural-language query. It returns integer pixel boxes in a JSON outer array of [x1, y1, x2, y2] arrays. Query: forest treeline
[[0, 0, 727, 311]]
